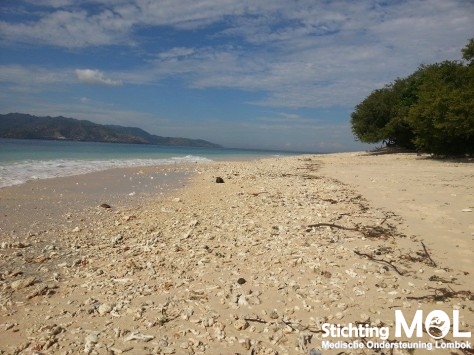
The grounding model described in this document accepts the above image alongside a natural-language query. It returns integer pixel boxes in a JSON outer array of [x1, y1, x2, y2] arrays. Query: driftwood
[[353, 250, 405, 276], [406, 286, 472, 302], [244, 318, 325, 335], [420, 241, 437, 267], [308, 222, 405, 275], [244, 318, 267, 324], [307, 222, 357, 231], [307, 222, 395, 240]]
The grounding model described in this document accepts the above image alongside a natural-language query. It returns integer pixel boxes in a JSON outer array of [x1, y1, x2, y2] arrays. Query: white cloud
[[75, 69, 123, 86], [0, 7, 133, 48], [0, 64, 73, 93], [1, 0, 473, 109], [158, 47, 196, 60]]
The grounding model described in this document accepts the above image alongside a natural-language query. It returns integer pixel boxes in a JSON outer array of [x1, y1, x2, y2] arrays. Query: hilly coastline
[[0, 113, 221, 148]]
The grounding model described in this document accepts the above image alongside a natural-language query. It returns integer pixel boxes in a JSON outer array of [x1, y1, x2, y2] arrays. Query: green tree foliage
[[351, 38, 474, 156], [461, 38, 474, 63], [350, 74, 419, 148], [350, 86, 397, 144], [407, 61, 474, 155]]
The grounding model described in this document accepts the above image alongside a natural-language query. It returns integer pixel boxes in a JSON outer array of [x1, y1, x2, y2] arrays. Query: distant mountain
[[0, 113, 221, 148]]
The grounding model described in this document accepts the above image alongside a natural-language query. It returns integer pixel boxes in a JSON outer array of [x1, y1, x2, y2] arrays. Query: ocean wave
[[0, 156, 212, 188]]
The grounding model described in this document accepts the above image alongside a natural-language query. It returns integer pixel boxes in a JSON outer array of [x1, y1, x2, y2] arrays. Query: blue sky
[[0, 0, 472, 152]]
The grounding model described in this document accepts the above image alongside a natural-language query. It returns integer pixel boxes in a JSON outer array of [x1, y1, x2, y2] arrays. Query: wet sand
[[0, 164, 194, 235]]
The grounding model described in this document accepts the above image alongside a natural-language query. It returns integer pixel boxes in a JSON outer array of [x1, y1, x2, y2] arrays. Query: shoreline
[[0, 163, 197, 236], [0, 152, 472, 354]]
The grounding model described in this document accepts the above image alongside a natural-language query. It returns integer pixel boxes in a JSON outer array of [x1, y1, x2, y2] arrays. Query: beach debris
[[233, 319, 249, 330], [26, 284, 56, 299], [84, 332, 99, 354], [420, 241, 437, 267], [215, 176, 224, 183], [1, 241, 31, 249], [10, 276, 36, 290], [461, 208, 472, 212], [98, 302, 114, 315], [123, 331, 155, 342]]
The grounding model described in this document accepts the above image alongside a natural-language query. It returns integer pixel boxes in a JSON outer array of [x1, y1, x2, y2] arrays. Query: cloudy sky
[[0, 0, 472, 152]]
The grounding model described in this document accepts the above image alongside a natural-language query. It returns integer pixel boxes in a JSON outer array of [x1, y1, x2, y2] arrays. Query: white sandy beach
[[0, 152, 472, 355]]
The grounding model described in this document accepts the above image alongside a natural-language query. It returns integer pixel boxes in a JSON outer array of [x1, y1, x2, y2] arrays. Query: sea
[[0, 138, 300, 188]]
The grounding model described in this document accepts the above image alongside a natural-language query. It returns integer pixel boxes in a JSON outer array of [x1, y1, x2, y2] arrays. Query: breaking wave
[[0, 155, 211, 188]]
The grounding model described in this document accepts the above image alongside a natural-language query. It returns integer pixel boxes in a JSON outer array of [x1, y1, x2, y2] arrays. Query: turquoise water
[[0, 138, 298, 188]]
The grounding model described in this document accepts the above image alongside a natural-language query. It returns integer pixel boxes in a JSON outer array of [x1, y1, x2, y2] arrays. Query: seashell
[[98, 302, 114, 315], [10, 276, 36, 290], [238, 294, 249, 306], [124, 331, 155, 342], [233, 319, 249, 330], [345, 269, 357, 278]]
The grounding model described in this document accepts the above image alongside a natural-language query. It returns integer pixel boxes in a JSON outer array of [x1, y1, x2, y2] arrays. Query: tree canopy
[[351, 38, 474, 156]]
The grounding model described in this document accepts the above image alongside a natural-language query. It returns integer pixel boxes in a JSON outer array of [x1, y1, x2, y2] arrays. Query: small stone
[[321, 270, 332, 278], [72, 227, 81, 232], [124, 331, 155, 342], [240, 338, 251, 350], [85, 332, 99, 344], [233, 319, 249, 330], [98, 303, 114, 315], [111, 235, 123, 246], [215, 177, 224, 183], [84, 332, 99, 354], [11, 276, 36, 290], [269, 310, 279, 319], [99, 203, 111, 209], [237, 294, 248, 306], [237, 277, 246, 285]]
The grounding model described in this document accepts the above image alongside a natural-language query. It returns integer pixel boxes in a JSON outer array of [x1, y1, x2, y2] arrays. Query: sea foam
[[0, 155, 211, 188]]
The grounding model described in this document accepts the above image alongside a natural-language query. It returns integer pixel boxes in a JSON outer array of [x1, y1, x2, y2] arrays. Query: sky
[[0, 0, 473, 152]]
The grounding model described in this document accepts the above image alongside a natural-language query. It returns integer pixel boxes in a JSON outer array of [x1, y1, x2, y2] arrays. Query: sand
[[0, 152, 472, 355], [0, 165, 193, 235], [318, 152, 474, 273]]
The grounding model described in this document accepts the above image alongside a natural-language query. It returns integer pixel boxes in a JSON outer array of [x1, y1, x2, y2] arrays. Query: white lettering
[[320, 323, 391, 340], [379, 326, 390, 340], [453, 310, 472, 338], [321, 340, 333, 349], [322, 323, 330, 338], [395, 309, 423, 338], [436, 341, 472, 349]]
